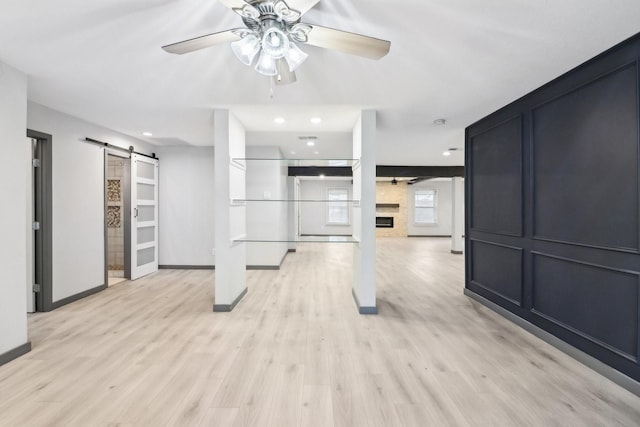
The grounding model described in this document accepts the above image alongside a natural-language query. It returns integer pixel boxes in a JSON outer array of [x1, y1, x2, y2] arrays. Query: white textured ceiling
[[1, 0, 640, 165]]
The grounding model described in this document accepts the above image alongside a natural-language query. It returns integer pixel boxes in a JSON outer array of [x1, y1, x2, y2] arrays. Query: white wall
[[299, 179, 353, 236], [157, 147, 215, 267], [27, 102, 152, 302], [245, 146, 288, 267], [0, 61, 29, 356], [407, 179, 454, 236]]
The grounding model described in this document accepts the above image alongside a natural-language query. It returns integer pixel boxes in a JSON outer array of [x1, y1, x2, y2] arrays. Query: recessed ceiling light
[[443, 151, 451, 156], [290, 150, 296, 155], [310, 117, 322, 124], [319, 174, 325, 179], [306, 141, 315, 147], [274, 117, 285, 124], [314, 151, 320, 155], [143, 132, 153, 137], [433, 119, 446, 126]]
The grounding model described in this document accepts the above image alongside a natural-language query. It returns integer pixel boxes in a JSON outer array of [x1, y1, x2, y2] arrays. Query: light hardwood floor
[[1, 238, 639, 426]]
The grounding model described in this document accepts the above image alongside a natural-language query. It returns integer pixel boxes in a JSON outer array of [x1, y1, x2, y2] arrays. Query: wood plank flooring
[[1, 238, 639, 426]]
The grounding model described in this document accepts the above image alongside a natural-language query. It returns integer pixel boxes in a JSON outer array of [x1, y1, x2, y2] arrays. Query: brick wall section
[[375, 181, 407, 237]]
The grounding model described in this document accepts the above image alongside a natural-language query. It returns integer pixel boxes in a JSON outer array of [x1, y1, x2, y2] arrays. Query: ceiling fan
[[162, 0, 391, 85]]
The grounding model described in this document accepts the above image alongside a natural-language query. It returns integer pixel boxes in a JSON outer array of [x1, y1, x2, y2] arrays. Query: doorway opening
[[103, 149, 159, 284], [105, 153, 131, 286]]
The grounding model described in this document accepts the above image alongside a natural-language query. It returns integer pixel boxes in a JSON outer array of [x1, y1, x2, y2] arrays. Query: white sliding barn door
[[131, 154, 158, 279]]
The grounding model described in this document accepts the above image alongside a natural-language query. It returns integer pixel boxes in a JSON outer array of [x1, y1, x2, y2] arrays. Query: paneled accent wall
[[466, 33, 640, 381]]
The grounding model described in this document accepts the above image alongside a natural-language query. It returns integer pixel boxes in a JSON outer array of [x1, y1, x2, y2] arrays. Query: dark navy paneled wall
[[466, 33, 640, 381]]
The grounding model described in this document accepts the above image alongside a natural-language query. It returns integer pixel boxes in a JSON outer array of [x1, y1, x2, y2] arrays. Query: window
[[414, 189, 437, 224], [326, 188, 350, 225]]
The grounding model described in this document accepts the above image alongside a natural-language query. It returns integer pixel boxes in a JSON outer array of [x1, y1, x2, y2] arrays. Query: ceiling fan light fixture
[[261, 27, 289, 59], [284, 41, 308, 71], [231, 34, 261, 66], [255, 49, 278, 76]]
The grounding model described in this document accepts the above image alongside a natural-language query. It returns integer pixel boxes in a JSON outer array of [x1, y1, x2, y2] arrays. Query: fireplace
[[376, 216, 394, 228]]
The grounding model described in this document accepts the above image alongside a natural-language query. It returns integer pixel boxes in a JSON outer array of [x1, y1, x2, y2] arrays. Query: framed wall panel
[[466, 32, 640, 383], [469, 115, 523, 236], [470, 239, 523, 306], [532, 62, 640, 252], [532, 253, 639, 361]]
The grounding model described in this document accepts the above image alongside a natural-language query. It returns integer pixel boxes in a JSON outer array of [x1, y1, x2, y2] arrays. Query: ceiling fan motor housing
[[238, 1, 303, 38]]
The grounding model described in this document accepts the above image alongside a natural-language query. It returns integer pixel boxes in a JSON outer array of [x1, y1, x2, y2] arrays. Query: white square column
[[451, 176, 464, 254], [214, 109, 247, 311], [352, 110, 377, 314], [287, 176, 298, 253]]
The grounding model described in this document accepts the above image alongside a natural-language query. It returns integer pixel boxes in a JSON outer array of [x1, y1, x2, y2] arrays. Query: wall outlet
[[211, 248, 215, 256]]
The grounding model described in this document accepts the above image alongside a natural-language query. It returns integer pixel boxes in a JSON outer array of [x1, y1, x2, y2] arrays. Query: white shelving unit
[[234, 235, 360, 244], [232, 158, 360, 167], [214, 109, 376, 314], [232, 157, 361, 245]]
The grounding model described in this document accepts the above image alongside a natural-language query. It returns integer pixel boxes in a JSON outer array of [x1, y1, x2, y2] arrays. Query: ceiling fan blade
[[285, 0, 320, 15], [408, 177, 434, 185], [218, 0, 248, 10], [162, 30, 241, 55], [305, 25, 390, 60], [274, 59, 297, 85]]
